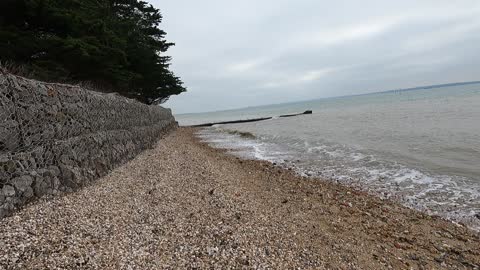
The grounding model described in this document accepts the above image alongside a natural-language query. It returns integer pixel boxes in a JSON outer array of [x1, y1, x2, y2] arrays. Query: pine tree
[[0, 0, 186, 104]]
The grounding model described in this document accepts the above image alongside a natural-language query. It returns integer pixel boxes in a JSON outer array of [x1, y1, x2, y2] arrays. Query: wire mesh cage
[[0, 70, 175, 217]]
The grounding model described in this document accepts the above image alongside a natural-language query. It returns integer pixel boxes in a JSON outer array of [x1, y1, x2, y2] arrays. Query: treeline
[[0, 0, 185, 104]]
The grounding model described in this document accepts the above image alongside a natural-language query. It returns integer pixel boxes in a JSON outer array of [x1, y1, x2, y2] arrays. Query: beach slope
[[0, 128, 478, 269]]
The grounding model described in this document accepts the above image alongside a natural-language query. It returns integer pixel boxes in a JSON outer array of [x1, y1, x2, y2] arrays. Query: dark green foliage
[[0, 0, 186, 104]]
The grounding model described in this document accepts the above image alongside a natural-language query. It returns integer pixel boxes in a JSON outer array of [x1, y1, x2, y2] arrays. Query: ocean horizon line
[[176, 80, 480, 115]]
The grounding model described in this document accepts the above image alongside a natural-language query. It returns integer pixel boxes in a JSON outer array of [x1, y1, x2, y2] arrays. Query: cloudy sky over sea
[[153, 0, 480, 114]]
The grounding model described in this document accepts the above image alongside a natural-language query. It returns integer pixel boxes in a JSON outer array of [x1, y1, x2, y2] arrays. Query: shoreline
[[0, 128, 479, 269], [198, 125, 480, 232]]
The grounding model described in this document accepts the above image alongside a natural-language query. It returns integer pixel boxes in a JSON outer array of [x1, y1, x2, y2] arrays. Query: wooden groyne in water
[[188, 110, 312, 127], [279, 110, 312, 118]]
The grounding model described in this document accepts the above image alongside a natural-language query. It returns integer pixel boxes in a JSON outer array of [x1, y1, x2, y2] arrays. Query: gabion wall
[[0, 70, 176, 218]]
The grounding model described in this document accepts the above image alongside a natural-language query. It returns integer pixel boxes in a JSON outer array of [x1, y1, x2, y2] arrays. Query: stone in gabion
[[12, 175, 33, 192], [1, 185, 15, 197]]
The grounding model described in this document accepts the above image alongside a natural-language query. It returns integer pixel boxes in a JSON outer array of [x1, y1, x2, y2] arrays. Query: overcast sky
[[151, 0, 480, 114]]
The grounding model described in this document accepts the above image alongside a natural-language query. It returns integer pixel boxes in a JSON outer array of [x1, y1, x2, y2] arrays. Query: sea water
[[175, 84, 480, 230]]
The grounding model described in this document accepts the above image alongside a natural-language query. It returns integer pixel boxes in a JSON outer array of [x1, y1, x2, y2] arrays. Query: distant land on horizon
[[327, 80, 480, 101], [376, 80, 480, 94]]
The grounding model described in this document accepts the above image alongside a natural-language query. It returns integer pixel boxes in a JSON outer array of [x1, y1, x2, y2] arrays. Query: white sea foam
[[196, 126, 480, 231]]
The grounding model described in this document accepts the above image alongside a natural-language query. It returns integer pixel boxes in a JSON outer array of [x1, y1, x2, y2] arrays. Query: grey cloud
[[151, 0, 480, 114]]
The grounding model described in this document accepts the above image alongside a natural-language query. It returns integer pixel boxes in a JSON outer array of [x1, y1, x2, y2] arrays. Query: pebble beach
[[0, 128, 479, 269]]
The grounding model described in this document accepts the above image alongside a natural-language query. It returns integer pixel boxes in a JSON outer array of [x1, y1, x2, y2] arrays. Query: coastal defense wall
[[0, 70, 176, 217]]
